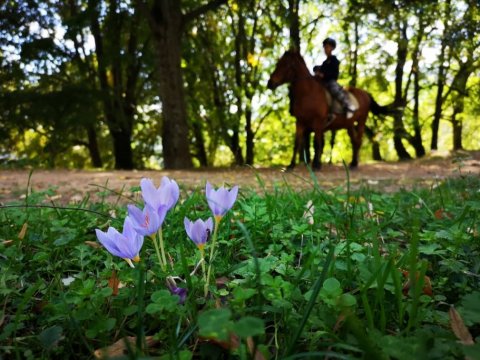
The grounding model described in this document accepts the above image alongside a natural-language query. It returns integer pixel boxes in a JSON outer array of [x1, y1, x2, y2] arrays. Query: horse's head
[[267, 50, 306, 90]]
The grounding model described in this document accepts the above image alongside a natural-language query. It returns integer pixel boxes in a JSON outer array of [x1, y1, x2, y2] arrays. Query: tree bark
[[288, 0, 301, 50], [89, 0, 136, 169], [111, 128, 134, 169], [430, 0, 451, 150], [191, 121, 208, 167], [149, 1, 192, 169], [245, 106, 254, 165], [86, 125, 103, 168], [393, 20, 412, 160], [410, 16, 426, 158], [365, 124, 382, 161], [451, 111, 463, 151], [145, 0, 227, 169]]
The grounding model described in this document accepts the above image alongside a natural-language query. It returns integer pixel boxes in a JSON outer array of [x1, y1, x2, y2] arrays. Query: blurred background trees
[[1, 0, 479, 169]]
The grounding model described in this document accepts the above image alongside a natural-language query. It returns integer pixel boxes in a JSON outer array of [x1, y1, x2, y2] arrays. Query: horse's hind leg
[[312, 130, 325, 170], [347, 125, 363, 169]]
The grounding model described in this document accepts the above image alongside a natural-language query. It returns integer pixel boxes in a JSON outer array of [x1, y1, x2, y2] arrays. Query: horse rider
[[313, 37, 354, 119]]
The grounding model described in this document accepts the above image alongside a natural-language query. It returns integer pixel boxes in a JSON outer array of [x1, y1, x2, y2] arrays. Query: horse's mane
[[285, 49, 307, 67]]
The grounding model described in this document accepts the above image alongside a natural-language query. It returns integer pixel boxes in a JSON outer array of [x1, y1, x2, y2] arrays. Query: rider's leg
[[326, 81, 354, 118]]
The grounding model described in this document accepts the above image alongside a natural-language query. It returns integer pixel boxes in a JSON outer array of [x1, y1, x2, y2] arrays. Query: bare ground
[[1, 150, 479, 204]]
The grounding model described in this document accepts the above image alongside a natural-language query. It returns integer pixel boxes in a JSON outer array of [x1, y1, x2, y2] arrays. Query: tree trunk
[[192, 120, 208, 167], [111, 128, 134, 169], [288, 0, 301, 50], [245, 106, 254, 165], [452, 112, 463, 151], [346, 19, 359, 88], [86, 125, 103, 168], [448, 59, 473, 151], [365, 125, 382, 161], [410, 21, 425, 158], [230, 130, 244, 166], [393, 20, 412, 160], [89, 0, 136, 169], [412, 65, 425, 157], [430, 0, 450, 150], [149, 1, 192, 169]]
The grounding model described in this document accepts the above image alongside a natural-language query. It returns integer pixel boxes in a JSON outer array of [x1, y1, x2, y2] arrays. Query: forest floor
[[1, 150, 479, 204]]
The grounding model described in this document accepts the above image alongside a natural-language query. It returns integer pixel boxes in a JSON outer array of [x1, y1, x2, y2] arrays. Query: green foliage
[[2, 1, 479, 168], [1, 175, 480, 358]]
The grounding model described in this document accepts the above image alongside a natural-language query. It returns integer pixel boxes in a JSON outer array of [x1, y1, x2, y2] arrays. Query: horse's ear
[[290, 46, 299, 53]]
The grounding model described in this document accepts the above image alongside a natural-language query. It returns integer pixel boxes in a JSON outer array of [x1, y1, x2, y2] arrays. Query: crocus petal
[[140, 177, 179, 213], [206, 182, 238, 217], [160, 177, 179, 210], [171, 287, 187, 305], [140, 178, 161, 210], [184, 217, 212, 247], [166, 277, 187, 305], [184, 217, 193, 240], [228, 186, 239, 209], [205, 217, 214, 233], [96, 217, 144, 262], [191, 220, 207, 245], [123, 217, 144, 256], [127, 205, 146, 228], [96, 228, 124, 258], [128, 204, 161, 236], [157, 204, 168, 226]]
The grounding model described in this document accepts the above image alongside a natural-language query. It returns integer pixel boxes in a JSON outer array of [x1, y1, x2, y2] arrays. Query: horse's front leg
[[287, 124, 304, 170], [312, 130, 325, 170]]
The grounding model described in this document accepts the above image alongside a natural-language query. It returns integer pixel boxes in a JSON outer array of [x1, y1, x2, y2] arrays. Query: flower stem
[[158, 227, 168, 271], [204, 217, 220, 297], [200, 248, 207, 285], [151, 233, 165, 271]]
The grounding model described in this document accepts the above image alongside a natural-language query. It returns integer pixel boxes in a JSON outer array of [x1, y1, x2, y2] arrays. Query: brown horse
[[267, 49, 393, 170]]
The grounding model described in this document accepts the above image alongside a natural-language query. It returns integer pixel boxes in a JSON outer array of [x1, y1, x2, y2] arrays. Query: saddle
[[324, 89, 359, 116]]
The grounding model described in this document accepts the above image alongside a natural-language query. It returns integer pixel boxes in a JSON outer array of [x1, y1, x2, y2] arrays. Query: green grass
[[1, 174, 480, 359]]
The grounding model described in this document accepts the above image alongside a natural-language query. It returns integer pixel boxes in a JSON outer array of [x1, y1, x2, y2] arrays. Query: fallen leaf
[[401, 270, 433, 297], [47, 194, 62, 201], [93, 336, 157, 359], [449, 306, 475, 345], [434, 208, 453, 220], [85, 241, 102, 249], [108, 270, 120, 296], [199, 333, 265, 359], [216, 276, 229, 289], [18, 223, 28, 240]]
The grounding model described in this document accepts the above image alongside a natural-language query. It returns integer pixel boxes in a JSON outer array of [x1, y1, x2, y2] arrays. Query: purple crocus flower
[[166, 276, 187, 305], [205, 182, 239, 221], [184, 217, 213, 250], [95, 217, 144, 268], [140, 177, 179, 213], [127, 204, 167, 236]]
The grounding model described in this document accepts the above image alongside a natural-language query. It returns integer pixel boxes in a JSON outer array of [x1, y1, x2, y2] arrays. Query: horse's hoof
[[283, 165, 295, 172], [349, 163, 358, 170]]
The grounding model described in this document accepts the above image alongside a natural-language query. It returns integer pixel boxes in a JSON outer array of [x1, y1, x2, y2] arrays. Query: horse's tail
[[368, 93, 402, 116]]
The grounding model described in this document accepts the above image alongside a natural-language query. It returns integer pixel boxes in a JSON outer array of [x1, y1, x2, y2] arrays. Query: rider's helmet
[[322, 37, 336, 49]]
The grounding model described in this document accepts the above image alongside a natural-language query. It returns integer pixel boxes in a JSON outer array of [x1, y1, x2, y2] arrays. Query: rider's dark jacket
[[313, 55, 339, 81]]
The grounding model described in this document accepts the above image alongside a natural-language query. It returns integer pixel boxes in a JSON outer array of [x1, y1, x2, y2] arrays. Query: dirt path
[[1, 151, 479, 204]]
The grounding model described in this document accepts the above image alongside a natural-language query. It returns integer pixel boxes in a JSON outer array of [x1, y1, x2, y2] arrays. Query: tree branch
[[183, 0, 228, 25]]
